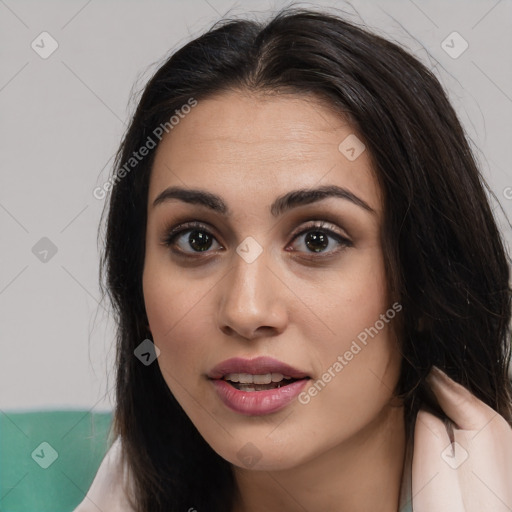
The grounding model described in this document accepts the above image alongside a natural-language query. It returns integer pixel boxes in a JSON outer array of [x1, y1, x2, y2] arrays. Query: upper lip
[[208, 356, 310, 380]]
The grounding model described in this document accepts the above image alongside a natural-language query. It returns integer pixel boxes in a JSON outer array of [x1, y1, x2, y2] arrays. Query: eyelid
[[159, 220, 221, 248], [161, 213, 351, 236], [289, 219, 350, 242]]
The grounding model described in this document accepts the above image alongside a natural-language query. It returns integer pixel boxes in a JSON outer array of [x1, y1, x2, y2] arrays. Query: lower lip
[[210, 378, 309, 416]]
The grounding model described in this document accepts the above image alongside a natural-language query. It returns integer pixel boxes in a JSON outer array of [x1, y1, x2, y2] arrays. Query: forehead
[[148, 90, 382, 216]]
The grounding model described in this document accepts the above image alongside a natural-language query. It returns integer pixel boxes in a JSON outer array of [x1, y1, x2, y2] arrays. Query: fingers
[[418, 367, 512, 512], [411, 409, 465, 512], [425, 366, 496, 431]]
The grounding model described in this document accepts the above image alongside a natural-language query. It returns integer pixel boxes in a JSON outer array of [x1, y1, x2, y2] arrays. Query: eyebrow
[[152, 185, 375, 217]]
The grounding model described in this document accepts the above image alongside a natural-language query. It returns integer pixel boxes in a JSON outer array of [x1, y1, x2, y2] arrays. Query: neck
[[232, 404, 407, 512]]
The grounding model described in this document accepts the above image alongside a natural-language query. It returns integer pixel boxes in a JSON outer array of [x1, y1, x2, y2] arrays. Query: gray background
[[1, 0, 511, 412]]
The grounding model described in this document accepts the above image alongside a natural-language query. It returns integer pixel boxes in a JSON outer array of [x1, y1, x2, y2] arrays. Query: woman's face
[[143, 90, 403, 471]]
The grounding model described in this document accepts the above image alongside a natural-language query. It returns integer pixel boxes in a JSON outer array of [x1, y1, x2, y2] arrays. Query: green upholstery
[[0, 410, 113, 512]]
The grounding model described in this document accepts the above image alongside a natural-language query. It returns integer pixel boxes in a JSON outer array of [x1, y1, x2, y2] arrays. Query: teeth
[[239, 373, 253, 384], [224, 372, 292, 384], [271, 372, 284, 382], [254, 374, 272, 384]]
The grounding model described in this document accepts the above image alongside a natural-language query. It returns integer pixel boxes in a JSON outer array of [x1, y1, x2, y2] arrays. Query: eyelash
[[160, 220, 353, 260]]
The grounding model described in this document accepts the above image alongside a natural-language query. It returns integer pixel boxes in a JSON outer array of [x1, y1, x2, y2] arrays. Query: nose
[[216, 247, 288, 340]]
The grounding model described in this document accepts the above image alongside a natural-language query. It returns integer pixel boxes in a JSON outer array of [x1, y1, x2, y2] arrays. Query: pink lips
[[208, 356, 310, 416], [207, 356, 310, 380]]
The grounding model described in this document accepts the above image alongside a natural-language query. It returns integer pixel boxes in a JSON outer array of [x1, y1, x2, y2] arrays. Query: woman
[[75, 7, 512, 512]]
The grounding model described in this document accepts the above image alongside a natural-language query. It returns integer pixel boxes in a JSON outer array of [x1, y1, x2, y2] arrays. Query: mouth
[[220, 372, 306, 392], [207, 356, 311, 415], [207, 356, 311, 392]]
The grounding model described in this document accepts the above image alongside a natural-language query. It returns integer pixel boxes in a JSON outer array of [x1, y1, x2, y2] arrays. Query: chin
[[210, 433, 310, 472]]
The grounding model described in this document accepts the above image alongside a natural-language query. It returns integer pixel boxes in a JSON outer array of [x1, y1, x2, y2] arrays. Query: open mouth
[[222, 373, 305, 392]]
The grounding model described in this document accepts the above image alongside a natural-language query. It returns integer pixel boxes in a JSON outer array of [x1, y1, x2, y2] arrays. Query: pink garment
[[411, 368, 512, 511]]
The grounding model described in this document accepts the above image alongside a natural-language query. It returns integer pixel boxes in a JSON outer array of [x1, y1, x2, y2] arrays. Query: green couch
[[0, 410, 113, 512]]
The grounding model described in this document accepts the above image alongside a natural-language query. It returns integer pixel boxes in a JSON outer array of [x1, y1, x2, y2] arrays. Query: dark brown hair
[[99, 6, 512, 511]]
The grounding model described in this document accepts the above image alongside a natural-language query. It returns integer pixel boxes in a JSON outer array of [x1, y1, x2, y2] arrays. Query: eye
[[160, 220, 352, 258], [287, 221, 352, 258], [161, 221, 222, 256]]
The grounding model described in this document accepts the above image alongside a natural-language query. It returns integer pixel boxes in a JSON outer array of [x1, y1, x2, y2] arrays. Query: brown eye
[[182, 230, 214, 252], [303, 231, 329, 252], [162, 222, 222, 255], [162, 220, 352, 259], [288, 221, 352, 256]]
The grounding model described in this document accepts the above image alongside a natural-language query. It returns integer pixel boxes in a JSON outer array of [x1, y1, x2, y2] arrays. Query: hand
[[411, 366, 512, 512]]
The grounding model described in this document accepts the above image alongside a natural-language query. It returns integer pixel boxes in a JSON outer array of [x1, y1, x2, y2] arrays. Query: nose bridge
[[226, 243, 272, 312], [217, 241, 287, 337]]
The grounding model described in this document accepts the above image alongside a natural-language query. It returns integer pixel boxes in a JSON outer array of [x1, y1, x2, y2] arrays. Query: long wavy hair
[[98, 6, 512, 511]]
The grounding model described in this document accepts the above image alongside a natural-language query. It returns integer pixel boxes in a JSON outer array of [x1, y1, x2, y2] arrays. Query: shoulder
[[73, 436, 136, 512]]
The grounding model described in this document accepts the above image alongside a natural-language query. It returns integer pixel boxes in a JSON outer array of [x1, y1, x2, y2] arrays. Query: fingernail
[[426, 365, 446, 384]]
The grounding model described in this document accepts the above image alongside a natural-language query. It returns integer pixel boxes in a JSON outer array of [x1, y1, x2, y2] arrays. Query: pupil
[[305, 231, 328, 252], [189, 230, 212, 251]]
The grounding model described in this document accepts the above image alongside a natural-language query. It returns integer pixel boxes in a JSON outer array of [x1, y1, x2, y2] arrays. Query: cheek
[[142, 259, 210, 381], [312, 245, 391, 345], [298, 321, 402, 447], [299, 251, 401, 426]]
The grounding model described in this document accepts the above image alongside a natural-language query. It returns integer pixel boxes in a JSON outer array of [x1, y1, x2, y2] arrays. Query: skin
[[142, 89, 406, 512]]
